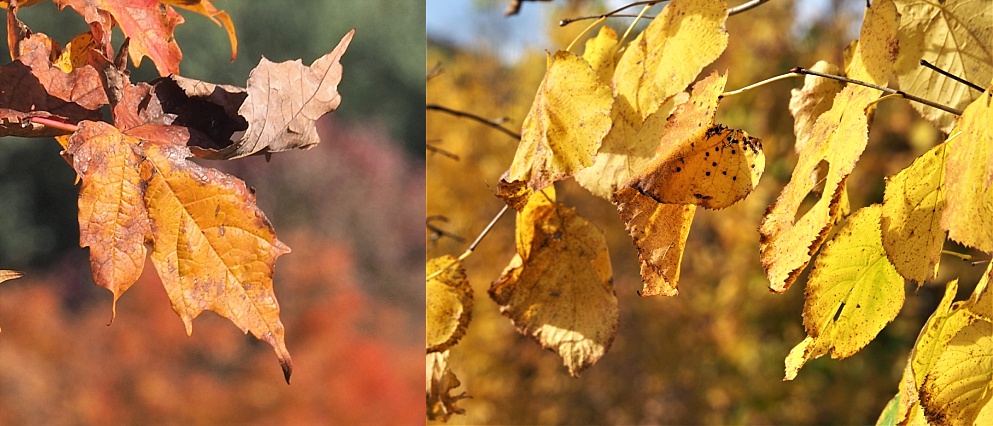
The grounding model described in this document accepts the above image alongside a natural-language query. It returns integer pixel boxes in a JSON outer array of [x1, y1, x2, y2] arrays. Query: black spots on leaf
[[705, 171, 711, 176]]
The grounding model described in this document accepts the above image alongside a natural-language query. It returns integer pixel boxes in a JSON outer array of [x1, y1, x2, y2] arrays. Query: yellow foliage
[[426, 255, 473, 353], [613, 187, 694, 296], [785, 205, 904, 380], [942, 89, 993, 253], [490, 188, 618, 377], [497, 51, 612, 210], [760, 0, 899, 293]]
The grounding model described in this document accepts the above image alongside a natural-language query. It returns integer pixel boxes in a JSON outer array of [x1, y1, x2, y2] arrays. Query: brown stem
[[791, 67, 963, 116], [426, 104, 522, 140], [919, 59, 985, 93], [30, 116, 80, 133]]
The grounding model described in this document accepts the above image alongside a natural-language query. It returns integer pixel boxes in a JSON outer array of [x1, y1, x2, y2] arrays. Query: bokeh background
[[426, 0, 984, 424], [0, 1, 424, 423]]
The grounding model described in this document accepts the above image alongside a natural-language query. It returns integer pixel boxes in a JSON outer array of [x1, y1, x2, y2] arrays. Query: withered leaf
[[427, 350, 469, 421], [139, 30, 354, 160], [64, 121, 294, 382], [613, 187, 695, 297], [67, 121, 150, 319], [0, 34, 107, 136], [490, 188, 618, 377]]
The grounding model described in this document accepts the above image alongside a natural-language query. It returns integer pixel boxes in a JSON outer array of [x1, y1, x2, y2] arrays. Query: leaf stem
[[29, 116, 79, 133], [426, 205, 510, 281], [565, 16, 607, 52], [720, 72, 800, 98], [426, 104, 521, 140], [728, 0, 771, 16], [791, 67, 963, 116], [919, 59, 985, 93], [614, 4, 654, 58]]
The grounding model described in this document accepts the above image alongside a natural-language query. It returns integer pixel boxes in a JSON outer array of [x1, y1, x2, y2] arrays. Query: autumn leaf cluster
[[427, 0, 993, 423], [0, 0, 355, 381]]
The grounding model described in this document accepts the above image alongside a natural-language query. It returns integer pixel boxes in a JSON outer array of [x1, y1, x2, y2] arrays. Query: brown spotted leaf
[[612, 187, 695, 296]]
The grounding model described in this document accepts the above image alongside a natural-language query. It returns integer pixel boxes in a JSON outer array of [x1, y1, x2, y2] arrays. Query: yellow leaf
[[881, 141, 948, 284], [784, 205, 905, 380], [760, 0, 898, 293], [789, 60, 844, 153], [894, 0, 993, 133], [426, 255, 473, 353], [497, 51, 612, 210], [141, 137, 293, 381], [582, 25, 616, 86], [66, 121, 150, 320], [426, 350, 468, 421], [625, 72, 765, 209], [612, 0, 728, 122], [489, 188, 618, 376], [576, 0, 727, 199], [942, 89, 993, 253], [53, 32, 97, 73], [613, 187, 694, 296], [920, 318, 993, 425]]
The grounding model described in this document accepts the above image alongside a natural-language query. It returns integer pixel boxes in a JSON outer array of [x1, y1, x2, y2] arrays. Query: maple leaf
[[496, 50, 613, 210], [893, 0, 993, 133], [784, 205, 905, 380], [490, 188, 618, 377], [135, 30, 354, 160], [160, 0, 237, 61], [57, 0, 185, 76], [760, 0, 898, 293], [425, 255, 473, 353], [0, 33, 107, 137], [66, 121, 294, 382]]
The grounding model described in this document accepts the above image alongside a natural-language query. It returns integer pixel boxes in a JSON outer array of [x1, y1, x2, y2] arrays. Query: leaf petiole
[[426, 205, 510, 281], [29, 116, 79, 133], [720, 72, 800, 98]]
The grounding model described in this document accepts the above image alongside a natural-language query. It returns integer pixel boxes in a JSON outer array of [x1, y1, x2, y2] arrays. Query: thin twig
[[427, 215, 467, 249], [559, 13, 656, 26], [728, 0, 771, 16], [427, 63, 443, 81], [426, 104, 522, 140], [426, 142, 460, 160], [919, 59, 985, 93], [426, 205, 511, 281], [792, 67, 963, 116]]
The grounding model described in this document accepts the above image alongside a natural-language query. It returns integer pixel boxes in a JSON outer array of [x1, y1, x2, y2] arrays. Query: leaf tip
[[280, 356, 293, 384]]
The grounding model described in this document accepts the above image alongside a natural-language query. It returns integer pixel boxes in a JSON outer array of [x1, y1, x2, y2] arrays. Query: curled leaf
[[497, 51, 612, 210], [426, 350, 469, 421], [490, 188, 618, 376], [613, 187, 694, 296], [426, 255, 473, 353]]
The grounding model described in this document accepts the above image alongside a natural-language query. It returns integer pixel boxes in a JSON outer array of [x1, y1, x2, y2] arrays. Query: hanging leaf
[[426, 255, 473, 353], [942, 89, 993, 253]]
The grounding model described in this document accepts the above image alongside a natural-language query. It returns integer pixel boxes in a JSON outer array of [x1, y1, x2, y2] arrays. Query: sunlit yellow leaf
[[426, 350, 468, 422], [53, 32, 97, 73], [894, 0, 993, 133], [920, 317, 993, 425], [881, 141, 948, 284], [942, 89, 993, 253], [760, 0, 898, 293], [497, 51, 612, 210], [576, 0, 727, 200], [582, 25, 616, 86], [613, 187, 694, 296], [161, 0, 238, 61], [789, 60, 844, 153], [426, 255, 473, 353], [784, 205, 905, 380], [623, 71, 765, 209], [490, 188, 618, 376], [612, 0, 728, 122]]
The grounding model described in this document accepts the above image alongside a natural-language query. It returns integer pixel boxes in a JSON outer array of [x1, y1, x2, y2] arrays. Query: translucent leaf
[[789, 60, 844, 153], [894, 0, 993, 133], [613, 187, 694, 296], [426, 255, 473, 353], [490, 188, 618, 376], [784, 205, 905, 380], [920, 318, 993, 424], [760, 0, 898, 293], [942, 89, 993, 253], [881, 141, 948, 284], [582, 25, 617, 86], [497, 51, 613, 210]]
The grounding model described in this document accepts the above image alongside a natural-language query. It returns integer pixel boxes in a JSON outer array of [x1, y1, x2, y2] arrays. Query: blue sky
[[427, 0, 857, 63]]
